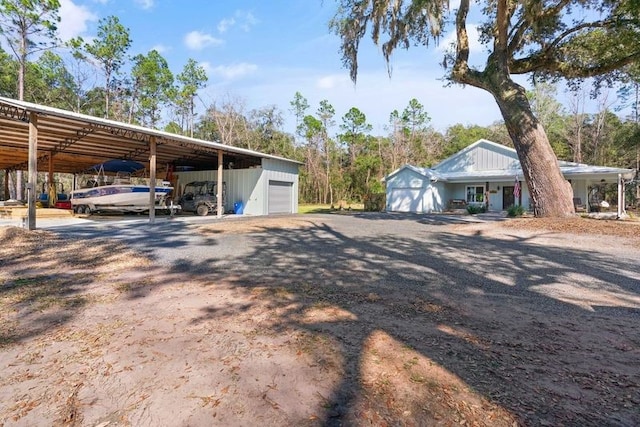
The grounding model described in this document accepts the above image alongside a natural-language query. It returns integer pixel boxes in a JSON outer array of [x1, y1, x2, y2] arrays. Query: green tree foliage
[[443, 124, 493, 158], [25, 50, 77, 109], [247, 105, 296, 158], [527, 83, 570, 160], [331, 0, 640, 217], [130, 50, 174, 128], [388, 98, 436, 169], [290, 91, 309, 144], [0, 47, 17, 97], [0, 0, 60, 100], [0, 0, 60, 201], [175, 58, 208, 137], [73, 15, 131, 118], [339, 107, 375, 200]]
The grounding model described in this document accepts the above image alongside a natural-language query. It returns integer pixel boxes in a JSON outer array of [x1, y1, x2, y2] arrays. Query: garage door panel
[[389, 188, 423, 213], [268, 181, 292, 214]]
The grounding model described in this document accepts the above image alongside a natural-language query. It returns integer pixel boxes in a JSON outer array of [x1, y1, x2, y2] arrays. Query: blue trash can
[[234, 201, 244, 214]]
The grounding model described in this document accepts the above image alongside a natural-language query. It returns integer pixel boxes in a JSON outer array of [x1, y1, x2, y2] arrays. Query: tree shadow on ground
[[0, 223, 176, 345], [3, 216, 638, 425], [176, 218, 639, 426]]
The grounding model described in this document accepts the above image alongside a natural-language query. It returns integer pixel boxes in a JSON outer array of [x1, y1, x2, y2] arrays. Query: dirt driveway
[[1, 213, 639, 426]]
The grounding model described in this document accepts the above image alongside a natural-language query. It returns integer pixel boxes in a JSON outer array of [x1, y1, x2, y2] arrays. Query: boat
[[70, 160, 175, 214]]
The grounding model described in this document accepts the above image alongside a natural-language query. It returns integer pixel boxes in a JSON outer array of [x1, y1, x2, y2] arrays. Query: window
[[466, 185, 485, 203]]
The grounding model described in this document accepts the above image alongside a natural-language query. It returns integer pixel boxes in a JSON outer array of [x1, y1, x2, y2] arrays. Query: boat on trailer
[[70, 160, 176, 214]]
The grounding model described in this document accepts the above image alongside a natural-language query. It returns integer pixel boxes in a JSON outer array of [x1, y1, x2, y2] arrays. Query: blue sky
[[57, 0, 616, 136], [56, 0, 511, 135]]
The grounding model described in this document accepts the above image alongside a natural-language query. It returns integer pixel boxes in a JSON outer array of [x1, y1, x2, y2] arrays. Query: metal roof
[[0, 97, 301, 175], [392, 139, 635, 183]]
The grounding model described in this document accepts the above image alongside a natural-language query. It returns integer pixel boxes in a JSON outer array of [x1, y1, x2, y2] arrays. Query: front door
[[503, 186, 515, 209]]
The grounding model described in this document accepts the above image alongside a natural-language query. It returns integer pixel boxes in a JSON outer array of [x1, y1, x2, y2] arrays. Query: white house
[[384, 139, 635, 215]]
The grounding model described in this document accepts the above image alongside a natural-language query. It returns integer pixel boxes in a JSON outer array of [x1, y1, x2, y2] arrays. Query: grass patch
[[298, 204, 333, 214], [299, 203, 365, 214]]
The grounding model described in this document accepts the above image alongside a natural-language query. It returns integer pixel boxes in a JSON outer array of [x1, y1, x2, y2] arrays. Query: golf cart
[[179, 181, 226, 216]]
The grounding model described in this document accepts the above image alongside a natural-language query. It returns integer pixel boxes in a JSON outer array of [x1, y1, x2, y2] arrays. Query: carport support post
[[48, 153, 54, 205], [27, 112, 38, 230], [149, 136, 157, 224], [3, 169, 8, 200], [217, 149, 223, 218]]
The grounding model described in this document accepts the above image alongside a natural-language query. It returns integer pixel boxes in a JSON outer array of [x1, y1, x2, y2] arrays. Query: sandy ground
[[0, 213, 639, 426]]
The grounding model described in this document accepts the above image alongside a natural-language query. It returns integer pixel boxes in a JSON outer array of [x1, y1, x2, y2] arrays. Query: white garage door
[[389, 188, 423, 212], [268, 180, 293, 214]]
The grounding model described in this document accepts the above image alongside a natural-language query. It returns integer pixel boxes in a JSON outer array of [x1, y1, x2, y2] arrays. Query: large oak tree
[[331, 0, 640, 216]]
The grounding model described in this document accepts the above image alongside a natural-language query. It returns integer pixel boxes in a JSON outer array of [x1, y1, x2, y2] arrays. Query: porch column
[[217, 150, 223, 218], [149, 136, 157, 224], [585, 180, 590, 213], [27, 112, 38, 230], [617, 174, 624, 219]]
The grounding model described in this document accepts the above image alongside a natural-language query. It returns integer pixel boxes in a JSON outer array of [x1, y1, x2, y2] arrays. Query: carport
[[0, 97, 300, 230]]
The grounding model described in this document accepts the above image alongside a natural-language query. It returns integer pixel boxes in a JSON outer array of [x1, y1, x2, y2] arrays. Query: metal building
[[0, 97, 300, 229]]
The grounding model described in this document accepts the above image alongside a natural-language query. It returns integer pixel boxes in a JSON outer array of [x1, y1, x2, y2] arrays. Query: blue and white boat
[[70, 160, 174, 214]]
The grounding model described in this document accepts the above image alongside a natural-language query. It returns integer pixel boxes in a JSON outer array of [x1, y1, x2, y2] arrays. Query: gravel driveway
[[1, 212, 639, 426]]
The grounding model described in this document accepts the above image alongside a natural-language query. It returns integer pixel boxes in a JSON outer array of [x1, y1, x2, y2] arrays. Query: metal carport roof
[[0, 96, 300, 175]]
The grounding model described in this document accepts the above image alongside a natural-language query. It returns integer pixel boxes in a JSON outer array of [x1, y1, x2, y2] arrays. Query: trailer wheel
[[196, 204, 209, 216]]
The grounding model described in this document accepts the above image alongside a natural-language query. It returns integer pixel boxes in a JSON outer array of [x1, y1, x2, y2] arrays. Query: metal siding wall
[[175, 168, 262, 214], [224, 168, 263, 215], [262, 158, 299, 214]]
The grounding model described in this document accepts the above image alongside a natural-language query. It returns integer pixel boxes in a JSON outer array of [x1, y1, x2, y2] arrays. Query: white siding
[[386, 169, 428, 212], [434, 140, 520, 173], [473, 145, 519, 171], [385, 168, 445, 213], [385, 168, 429, 189]]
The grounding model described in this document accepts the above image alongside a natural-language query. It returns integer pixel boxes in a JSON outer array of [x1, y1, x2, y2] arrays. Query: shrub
[[507, 204, 526, 217], [364, 193, 385, 212], [466, 204, 486, 215]]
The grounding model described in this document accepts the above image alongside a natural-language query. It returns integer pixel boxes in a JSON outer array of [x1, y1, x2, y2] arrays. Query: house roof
[[382, 164, 446, 182], [384, 139, 635, 183], [0, 96, 301, 175]]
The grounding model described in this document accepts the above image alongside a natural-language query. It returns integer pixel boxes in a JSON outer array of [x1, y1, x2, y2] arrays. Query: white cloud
[[58, 0, 98, 41], [437, 23, 483, 54], [217, 18, 235, 34], [237, 11, 257, 32], [316, 74, 350, 90], [184, 31, 223, 50], [134, 0, 154, 10], [216, 10, 258, 34], [150, 44, 170, 54], [208, 63, 258, 80]]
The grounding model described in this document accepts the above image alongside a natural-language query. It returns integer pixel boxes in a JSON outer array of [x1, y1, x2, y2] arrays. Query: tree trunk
[[493, 79, 575, 217]]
